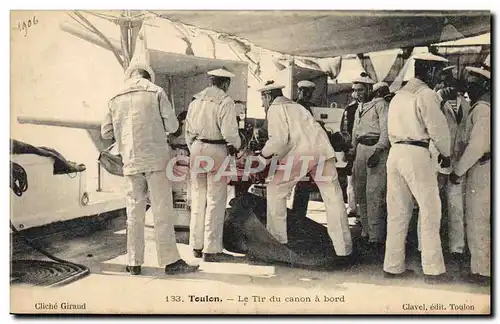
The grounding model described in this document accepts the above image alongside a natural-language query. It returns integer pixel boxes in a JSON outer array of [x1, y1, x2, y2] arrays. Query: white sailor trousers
[[125, 171, 181, 267], [189, 141, 229, 254], [347, 175, 356, 213], [446, 180, 466, 253], [416, 177, 465, 254], [384, 144, 446, 275], [353, 144, 388, 243], [267, 158, 352, 256], [465, 161, 490, 276]]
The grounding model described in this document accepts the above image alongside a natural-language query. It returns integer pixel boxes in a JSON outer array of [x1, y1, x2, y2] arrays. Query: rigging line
[[206, 33, 217, 58], [152, 13, 220, 40], [170, 20, 190, 40], [145, 10, 162, 19], [82, 12, 117, 23], [65, 12, 96, 34], [154, 13, 194, 39], [116, 10, 151, 22], [86, 10, 120, 19], [177, 21, 197, 38], [72, 11, 125, 69], [67, 14, 94, 34], [148, 11, 172, 20], [129, 11, 151, 20], [153, 13, 258, 80], [119, 19, 131, 67], [81, 10, 121, 22], [157, 16, 189, 42], [167, 21, 194, 52], [140, 11, 164, 28], [228, 45, 262, 83]]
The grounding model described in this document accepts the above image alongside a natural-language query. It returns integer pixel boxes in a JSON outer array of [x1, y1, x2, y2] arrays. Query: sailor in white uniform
[[185, 68, 241, 262], [350, 74, 389, 254], [430, 65, 471, 263], [257, 81, 353, 259], [383, 53, 452, 284], [102, 64, 198, 275], [450, 57, 491, 285]]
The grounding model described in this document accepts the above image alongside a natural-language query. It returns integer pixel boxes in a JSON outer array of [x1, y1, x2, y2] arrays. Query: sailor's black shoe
[[125, 265, 141, 275], [347, 211, 357, 218], [448, 252, 465, 269], [461, 273, 490, 286], [424, 273, 454, 284], [246, 256, 268, 266], [383, 269, 415, 279], [165, 259, 199, 275], [203, 253, 236, 263], [193, 249, 203, 258]]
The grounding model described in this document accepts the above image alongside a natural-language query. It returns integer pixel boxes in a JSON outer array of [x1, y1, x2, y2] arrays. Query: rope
[[66, 12, 96, 34], [10, 221, 77, 265], [79, 10, 121, 23], [10, 162, 28, 197], [10, 161, 90, 285], [236, 130, 251, 160]]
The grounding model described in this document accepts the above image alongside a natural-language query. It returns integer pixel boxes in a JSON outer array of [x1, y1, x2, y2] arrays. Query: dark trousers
[[292, 168, 349, 217], [292, 181, 311, 217]]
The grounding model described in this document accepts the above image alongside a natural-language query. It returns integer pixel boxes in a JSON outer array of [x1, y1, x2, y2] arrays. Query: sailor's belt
[[198, 138, 227, 145], [479, 152, 491, 164], [357, 136, 380, 146], [171, 144, 189, 150], [394, 140, 429, 149]]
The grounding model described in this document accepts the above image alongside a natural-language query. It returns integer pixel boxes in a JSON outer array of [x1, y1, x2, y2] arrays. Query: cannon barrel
[[17, 115, 102, 130], [16, 115, 114, 152]]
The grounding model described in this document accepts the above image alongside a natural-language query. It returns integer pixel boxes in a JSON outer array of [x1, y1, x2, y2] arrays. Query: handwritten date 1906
[[16, 15, 38, 37]]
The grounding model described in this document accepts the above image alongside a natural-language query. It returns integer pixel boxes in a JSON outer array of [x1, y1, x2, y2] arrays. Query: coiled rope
[[10, 161, 90, 287], [10, 162, 28, 197]]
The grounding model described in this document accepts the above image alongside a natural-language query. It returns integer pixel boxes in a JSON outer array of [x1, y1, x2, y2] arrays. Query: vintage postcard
[[10, 9, 491, 315]]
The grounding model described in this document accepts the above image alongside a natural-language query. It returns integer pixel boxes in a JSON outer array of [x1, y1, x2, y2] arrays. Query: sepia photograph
[[9, 8, 492, 315]]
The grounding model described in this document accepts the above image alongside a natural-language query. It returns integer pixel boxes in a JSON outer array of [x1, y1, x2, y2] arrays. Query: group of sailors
[[101, 51, 490, 286], [336, 52, 490, 285]]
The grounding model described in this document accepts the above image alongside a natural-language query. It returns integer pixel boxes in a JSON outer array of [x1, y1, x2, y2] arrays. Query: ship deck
[[10, 202, 490, 315]]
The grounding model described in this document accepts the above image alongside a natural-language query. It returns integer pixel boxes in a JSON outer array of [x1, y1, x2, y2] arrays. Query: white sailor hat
[[125, 63, 156, 83], [297, 80, 316, 89], [352, 73, 376, 85], [257, 80, 285, 92], [412, 52, 449, 63], [373, 82, 389, 92], [465, 54, 491, 79], [207, 68, 235, 78]]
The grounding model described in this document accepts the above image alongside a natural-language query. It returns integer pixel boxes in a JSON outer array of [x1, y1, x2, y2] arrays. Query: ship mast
[[117, 10, 145, 70], [64, 10, 146, 71]]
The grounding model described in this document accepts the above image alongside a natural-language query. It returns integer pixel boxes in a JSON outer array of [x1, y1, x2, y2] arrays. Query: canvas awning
[[157, 11, 491, 58]]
